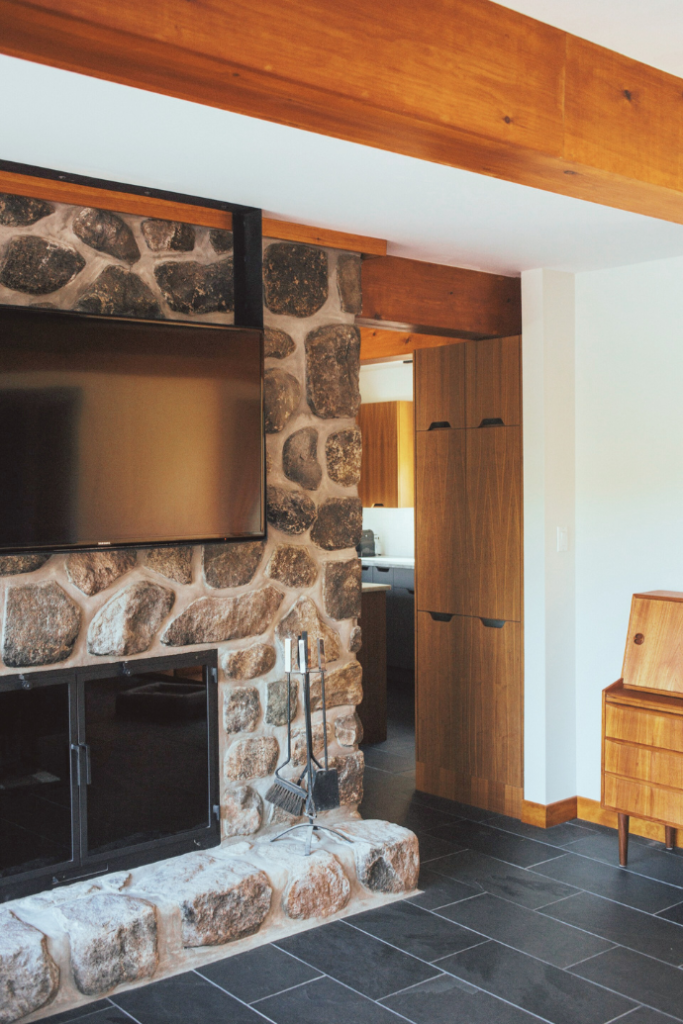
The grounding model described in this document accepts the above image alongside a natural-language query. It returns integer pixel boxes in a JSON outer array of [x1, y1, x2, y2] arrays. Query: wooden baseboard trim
[[521, 796, 577, 829]]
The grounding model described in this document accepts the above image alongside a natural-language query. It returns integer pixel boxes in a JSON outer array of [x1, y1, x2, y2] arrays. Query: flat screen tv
[[0, 305, 264, 552]]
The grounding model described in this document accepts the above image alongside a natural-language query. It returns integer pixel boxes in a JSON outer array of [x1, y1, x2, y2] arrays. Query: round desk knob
[[634, 633, 645, 645]]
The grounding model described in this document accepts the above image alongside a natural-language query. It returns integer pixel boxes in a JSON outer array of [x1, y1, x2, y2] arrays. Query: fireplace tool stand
[[266, 633, 354, 855]]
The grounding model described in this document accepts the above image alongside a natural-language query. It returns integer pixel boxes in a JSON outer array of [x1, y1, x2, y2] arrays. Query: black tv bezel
[[0, 305, 266, 555], [0, 159, 267, 555]]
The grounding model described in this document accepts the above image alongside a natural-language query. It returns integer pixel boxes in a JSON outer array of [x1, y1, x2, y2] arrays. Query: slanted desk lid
[[622, 591, 683, 694]]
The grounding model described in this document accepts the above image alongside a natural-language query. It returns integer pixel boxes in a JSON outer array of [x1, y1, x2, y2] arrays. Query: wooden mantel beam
[[2, 1, 683, 225]]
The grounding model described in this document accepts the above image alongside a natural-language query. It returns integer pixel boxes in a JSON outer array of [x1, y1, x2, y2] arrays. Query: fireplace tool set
[[266, 632, 353, 855]]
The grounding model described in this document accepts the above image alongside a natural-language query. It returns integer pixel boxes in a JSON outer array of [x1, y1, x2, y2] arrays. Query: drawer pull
[[428, 421, 451, 430], [407, 589, 415, 595], [429, 612, 452, 622], [479, 417, 505, 427], [376, 567, 390, 573], [481, 618, 506, 628], [634, 633, 645, 645]]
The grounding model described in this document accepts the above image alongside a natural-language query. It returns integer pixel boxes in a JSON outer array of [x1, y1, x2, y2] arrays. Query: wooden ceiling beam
[[360, 327, 466, 364], [2, 1, 683, 224]]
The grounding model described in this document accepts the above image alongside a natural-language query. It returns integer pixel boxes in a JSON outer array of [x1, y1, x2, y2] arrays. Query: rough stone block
[[329, 750, 364, 805], [0, 911, 59, 1024], [66, 550, 137, 596], [336, 253, 362, 314], [203, 540, 266, 589], [225, 735, 279, 781], [88, 581, 174, 657], [291, 721, 332, 766], [223, 685, 261, 734], [265, 677, 299, 726], [339, 819, 420, 894], [223, 643, 276, 680], [266, 545, 318, 589], [262, 845, 350, 920], [146, 546, 193, 585], [0, 554, 49, 577], [310, 661, 363, 712], [141, 219, 195, 252], [266, 486, 317, 535], [3, 582, 81, 667], [311, 498, 363, 551], [264, 368, 301, 433], [263, 243, 328, 317], [264, 327, 295, 359], [0, 236, 85, 295], [334, 711, 364, 747], [325, 427, 362, 487], [162, 586, 283, 646], [72, 208, 140, 263], [282, 427, 322, 490], [135, 852, 271, 947], [154, 257, 234, 314], [276, 596, 342, 667], [222, 786, 263, 838], [0, 193, 53, 226], [305, 324, 360, 418], [75, 266, 161, 319], [209, 228, 233, 254], [349, 624, 362, 653], [323, 559, 361, 619], [58, 893, 157, 996]]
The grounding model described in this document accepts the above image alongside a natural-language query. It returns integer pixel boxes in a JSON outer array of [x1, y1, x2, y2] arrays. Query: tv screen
[[0, 306, 264, 551]]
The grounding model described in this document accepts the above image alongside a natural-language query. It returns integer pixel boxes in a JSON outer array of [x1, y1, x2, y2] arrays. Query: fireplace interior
[[0, 650, 219, 903]]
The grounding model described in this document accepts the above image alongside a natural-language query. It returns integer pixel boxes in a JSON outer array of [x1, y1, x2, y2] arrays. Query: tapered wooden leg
[[618, 813, 629, 866], [665, 826, 676, 851]]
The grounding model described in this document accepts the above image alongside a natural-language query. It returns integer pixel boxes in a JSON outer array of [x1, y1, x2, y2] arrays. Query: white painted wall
[[574, 255, 683, 799], [359, 361, 413, 404]]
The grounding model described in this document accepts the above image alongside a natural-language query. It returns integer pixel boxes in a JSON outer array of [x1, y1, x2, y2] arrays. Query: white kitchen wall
[[361, 507, 415, 559], [359, 360, 413, 403]]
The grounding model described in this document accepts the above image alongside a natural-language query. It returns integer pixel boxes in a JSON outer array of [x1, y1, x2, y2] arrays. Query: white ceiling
[[496, 1, 683, 78], [2, 45, 683, 277]]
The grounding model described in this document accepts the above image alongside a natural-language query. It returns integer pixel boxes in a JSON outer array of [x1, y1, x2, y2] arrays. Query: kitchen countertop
[[360, 556, 415, 568], [362, 583, 392, 592]]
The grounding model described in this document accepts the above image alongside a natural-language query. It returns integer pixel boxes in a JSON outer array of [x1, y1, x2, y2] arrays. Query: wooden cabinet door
[[465, 335, 521, 428], [464, 425, 522, 621], [415, 428, 467, 614], [415, 344, 466, 431], [416, 611, 523, 813], [358, 402, 399, 507]]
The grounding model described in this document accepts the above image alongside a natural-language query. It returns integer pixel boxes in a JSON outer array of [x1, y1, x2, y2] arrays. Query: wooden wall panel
[[465, 335, 521, 428], [357, 403, 399, 508], [360, 328, 463, 364], [415, 345, 466, 432]]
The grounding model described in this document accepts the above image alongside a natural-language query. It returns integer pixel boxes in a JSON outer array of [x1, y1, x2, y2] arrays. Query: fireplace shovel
[[264, 638, 306, 817]]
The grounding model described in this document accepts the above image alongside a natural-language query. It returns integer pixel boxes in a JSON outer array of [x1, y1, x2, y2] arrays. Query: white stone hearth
[[1, 817, 419, 1024]]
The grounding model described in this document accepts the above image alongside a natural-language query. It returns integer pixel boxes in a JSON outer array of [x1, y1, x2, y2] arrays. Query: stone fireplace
[[0, 192, 418, 1023]]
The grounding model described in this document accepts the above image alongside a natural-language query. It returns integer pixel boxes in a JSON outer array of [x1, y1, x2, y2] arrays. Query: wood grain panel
[[465, 336, 521, 428], [605, 703, 683, 754], [416, 612, 522, 790], [7, 2, 683, 223], [397, 401, 415, 509], [465, 426, 522, 621], [360, 328, 465, 365], [521, 796, 578, 828], [357, 588, 387, 744], [603, 774, 683, 829], [415, 345, 466, 432], [415, 429, 467, 613], [622, 593, 683, 694], [604, 739, 683, 791], [362, 257, 522, 338], [357, 403, 399, 508], [578, 795, 683, 848], [416, 763, 523, 817]]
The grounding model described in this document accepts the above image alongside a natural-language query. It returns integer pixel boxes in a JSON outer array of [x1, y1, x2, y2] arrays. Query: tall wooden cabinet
[[415, 335, 523, 817], [357, 401, 414, 508]]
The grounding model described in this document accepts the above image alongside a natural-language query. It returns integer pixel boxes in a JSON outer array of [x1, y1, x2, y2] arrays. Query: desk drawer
[[604, 773, 683, 828], [604, 739, 683, 790], [605, 703, 683, 754]]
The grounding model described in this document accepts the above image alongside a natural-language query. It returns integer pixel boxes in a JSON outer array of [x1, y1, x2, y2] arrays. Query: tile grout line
[[563, 945, 619, 970], [184, 968, 279, 1024], [249, 975, 324, 1006]]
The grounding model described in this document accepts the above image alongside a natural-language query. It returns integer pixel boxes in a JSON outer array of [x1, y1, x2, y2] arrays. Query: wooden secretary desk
[[602, 591, 683, 865]]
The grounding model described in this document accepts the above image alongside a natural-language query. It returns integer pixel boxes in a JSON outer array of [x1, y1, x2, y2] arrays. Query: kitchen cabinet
[[415, 342, 466, 431], [358, 401, 414, 508]]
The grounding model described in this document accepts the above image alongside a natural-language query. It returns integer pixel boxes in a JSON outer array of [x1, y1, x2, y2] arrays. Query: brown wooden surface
[[666, 826, 676, 850], [357, 588, 387, 745], [360, 328, 465, 364], [357, 401, 414, 509], [521, 796, 578, 828], [465, 335, 521, 428], [7, 2, 683, 224], [618, 812, 629, 865], [362, 257, 521, 337], [604, 739, 683, 791], [415, 429, 468, 612], [578, 795, 683, 848], [621, 592, 683, 694], [605, 702, 683, 753], [0, 168, 386, 255], [415, 344, 466, 432], [606, 775, 683, 830], [416, 612, 523, 808]]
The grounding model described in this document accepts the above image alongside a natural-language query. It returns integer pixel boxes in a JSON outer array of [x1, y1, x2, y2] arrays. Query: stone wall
[[0, 192, 366, 840]]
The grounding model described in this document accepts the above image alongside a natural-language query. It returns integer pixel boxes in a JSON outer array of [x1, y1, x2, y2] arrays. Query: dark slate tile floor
[[42, 690, 683, 1024]]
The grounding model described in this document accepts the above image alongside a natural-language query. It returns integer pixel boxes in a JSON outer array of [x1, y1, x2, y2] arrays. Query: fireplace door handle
[[71, 743, 92, 786]]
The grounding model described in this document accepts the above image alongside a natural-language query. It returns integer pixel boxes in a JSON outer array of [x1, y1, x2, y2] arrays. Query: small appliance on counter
[[358, 529, 381, 557]]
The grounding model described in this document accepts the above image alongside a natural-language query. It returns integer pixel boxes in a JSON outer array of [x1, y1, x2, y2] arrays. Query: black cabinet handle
[[428, 421, 451, 430], [429, 612, 453, 622], [376, 567, 391, 573], [479, 417, 504, 427], [481, 618, 506, 628], [407, 589, 415, 595]]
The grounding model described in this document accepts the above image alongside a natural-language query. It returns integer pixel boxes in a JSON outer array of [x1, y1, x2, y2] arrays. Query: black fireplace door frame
[[0, 649, 220, 903]]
